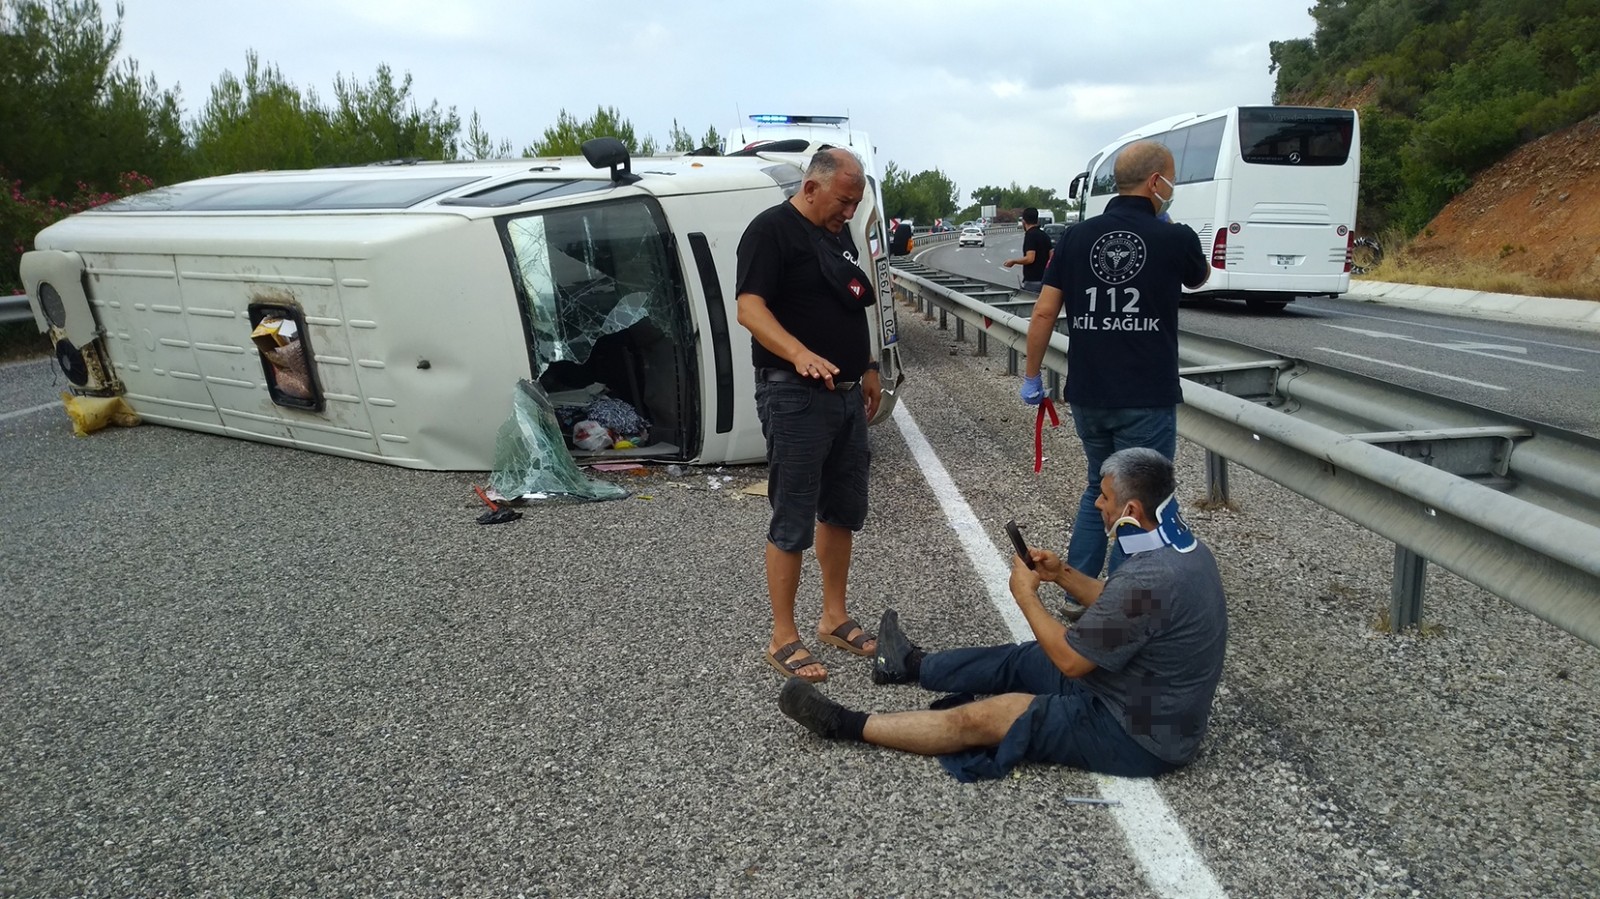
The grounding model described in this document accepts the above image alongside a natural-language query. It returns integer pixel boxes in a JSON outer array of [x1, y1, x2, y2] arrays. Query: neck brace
[[1114, 494, 1197, 555]]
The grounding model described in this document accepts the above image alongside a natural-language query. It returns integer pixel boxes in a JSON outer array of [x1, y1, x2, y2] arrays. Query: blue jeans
[[920, 643, 1175, 780], [1066, 404, 1176, 578]]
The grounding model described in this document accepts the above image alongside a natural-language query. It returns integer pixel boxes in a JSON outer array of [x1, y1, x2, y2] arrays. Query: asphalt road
[[931, 232, 1600, 437], [2, 291, 1598, 896]]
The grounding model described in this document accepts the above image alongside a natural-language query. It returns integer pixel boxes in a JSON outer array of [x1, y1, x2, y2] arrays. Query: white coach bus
[[20, 138, 903, 471], [1069, 105, 1361, 311]]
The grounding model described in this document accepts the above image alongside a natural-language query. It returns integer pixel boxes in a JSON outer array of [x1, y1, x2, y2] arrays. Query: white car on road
[[958, 227, 985, 248]]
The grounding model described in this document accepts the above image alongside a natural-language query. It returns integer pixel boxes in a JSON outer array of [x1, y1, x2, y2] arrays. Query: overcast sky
[[113, 0, 1317, 203]]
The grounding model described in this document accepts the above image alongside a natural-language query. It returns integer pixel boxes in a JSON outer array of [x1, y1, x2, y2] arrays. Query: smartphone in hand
[[1005, 519, 1035, 569]]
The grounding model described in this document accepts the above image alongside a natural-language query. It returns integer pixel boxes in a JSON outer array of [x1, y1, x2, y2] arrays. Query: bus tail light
[[1343, 229, 1354, 273], [1211, 228, 1228, 269]]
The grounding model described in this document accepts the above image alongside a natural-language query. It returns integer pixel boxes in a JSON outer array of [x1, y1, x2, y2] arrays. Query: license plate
[[1273, 255, 1297, 266]]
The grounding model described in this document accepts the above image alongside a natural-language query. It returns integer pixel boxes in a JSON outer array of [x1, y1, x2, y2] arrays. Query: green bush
[[1274, 0, 1600, 237], [1, 171, 153, 294]]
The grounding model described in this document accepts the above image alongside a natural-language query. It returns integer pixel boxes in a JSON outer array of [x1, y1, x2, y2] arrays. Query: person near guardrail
[[776, 448, 1228, 781], [1003, 207, 1052, 292], [890, 221, 914, 256], [736, 147, 883, 684], [1021, 141, 1209, 581]]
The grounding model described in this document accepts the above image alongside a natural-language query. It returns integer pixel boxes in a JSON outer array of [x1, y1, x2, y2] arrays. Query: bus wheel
[[1351, 236, 1383, 275]]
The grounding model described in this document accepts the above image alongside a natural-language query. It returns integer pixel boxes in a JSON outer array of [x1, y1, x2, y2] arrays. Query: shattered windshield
[[504, 199, 684, 373], [491, 198, 689, 500]]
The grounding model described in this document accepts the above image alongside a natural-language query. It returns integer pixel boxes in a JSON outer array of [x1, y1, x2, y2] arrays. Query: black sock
[[906, 648, 926, 681], [835, 708, 869, 742]]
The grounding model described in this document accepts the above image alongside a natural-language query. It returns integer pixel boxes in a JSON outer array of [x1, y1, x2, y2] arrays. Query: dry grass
[[1359, 228, 1600, 302]]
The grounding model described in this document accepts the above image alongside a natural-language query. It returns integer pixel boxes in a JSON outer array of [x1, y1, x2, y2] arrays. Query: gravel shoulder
[[0, 297, 1595, 897]]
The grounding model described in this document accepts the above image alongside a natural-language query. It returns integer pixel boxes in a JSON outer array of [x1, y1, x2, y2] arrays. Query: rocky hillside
[[1408, 113, 1600, 285]]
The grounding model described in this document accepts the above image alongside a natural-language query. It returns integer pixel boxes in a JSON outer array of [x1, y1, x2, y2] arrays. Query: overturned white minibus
[[20, 139, 903, 471]]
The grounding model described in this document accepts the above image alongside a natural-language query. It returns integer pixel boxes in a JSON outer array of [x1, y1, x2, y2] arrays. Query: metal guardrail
[[891, 260, 1600, 650], [1, 294, 35, 326]]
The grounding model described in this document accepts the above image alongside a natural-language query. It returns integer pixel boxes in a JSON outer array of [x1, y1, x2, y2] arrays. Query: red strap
[[1034, 398, 1059, 473]]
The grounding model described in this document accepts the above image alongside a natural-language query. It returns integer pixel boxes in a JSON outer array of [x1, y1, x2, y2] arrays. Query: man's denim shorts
[[755, 378, 870, 552]]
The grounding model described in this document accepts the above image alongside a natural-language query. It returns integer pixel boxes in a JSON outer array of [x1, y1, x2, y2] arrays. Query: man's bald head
[[795, 146, 866, 232], [806, 147, 865, 188], [1114, 141, 1176, 193]]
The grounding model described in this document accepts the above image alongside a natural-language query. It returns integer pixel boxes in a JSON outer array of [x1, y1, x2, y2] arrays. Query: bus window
[[1177, 119, 1226, 184], [1158, 128, 1189, 176], [1090, 148, 1121, 196], [1238, 107, 1354, 166]]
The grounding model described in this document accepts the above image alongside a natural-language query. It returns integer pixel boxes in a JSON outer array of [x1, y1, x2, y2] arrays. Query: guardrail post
[[955, 317, 966, 343], [1204, 450, 1231, 505], [1007, 347, 1019, 375], [1389, 547, 1427, 631], [976, 330, 987, 356]]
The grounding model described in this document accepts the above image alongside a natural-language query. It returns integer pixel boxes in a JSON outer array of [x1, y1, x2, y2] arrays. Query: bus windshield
[[1238, 107, 1354, 167]]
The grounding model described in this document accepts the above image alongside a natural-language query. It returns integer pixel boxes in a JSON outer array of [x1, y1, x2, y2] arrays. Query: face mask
[[1154, 175, 1176, 216]]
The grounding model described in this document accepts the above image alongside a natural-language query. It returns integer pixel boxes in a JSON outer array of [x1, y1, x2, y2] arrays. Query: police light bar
[[749, 114, 849, 125]]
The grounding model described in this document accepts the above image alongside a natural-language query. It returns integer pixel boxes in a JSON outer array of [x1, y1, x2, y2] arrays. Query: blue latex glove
[[1020, 374, 1045, 405]]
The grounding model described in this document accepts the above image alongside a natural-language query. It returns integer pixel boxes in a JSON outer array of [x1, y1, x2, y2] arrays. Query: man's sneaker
[[872, 608, 920, 685], [778, 677, 848, 739]]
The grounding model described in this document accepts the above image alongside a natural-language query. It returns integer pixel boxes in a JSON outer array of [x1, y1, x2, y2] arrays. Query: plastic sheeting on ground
[[488, 379, 627, 503]]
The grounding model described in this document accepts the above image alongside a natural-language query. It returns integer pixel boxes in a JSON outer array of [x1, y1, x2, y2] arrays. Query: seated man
[[777, 447, 1227, 781]]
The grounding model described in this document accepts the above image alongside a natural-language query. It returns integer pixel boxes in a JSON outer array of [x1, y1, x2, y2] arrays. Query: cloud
[[109, 0, 1322, 199]]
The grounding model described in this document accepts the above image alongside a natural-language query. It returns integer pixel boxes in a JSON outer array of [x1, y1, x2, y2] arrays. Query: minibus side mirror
[[583, 137, 642, 184], [1068, 172, 1088, 200]]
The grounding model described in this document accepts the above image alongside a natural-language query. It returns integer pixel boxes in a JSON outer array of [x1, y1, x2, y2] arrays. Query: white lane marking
[[1095, 774, 1229, 898], [1315, 304, 1600, 356], [1321, 324, 1581, 372], [890, 399, 1028, 635], [891, 399, 1227, 899], [1314, 347, 1507, 390], [0, 401, 59, 423]]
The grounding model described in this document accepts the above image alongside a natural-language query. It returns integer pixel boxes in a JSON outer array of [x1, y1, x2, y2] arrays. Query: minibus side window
[[248, 301, 323, 411]]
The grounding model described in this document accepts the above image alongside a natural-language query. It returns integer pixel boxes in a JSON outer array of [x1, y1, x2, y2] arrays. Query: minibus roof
[[85, 152, 812, 220]]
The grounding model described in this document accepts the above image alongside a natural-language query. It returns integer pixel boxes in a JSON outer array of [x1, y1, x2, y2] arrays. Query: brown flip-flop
[[817, 618, 876, 657], [765, 640, 827, 683]]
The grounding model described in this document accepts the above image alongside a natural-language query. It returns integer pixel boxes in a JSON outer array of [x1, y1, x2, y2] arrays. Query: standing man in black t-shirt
[[1020, 142, 1209, 579], [1004, 207, 1053, 292], [736, 148, 882, 684]]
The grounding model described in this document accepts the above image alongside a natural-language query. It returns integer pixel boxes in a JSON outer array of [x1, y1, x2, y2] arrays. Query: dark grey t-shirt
[[1066, 540, 1228, 763]]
